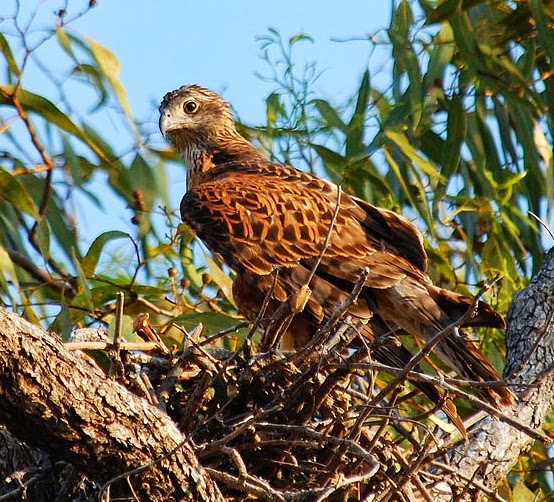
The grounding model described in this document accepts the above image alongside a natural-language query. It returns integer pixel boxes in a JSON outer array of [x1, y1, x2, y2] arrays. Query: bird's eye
[[183, 100, 198, 114]]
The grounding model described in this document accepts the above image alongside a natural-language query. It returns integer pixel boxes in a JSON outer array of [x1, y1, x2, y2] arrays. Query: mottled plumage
[[159, 84, 513, 430]]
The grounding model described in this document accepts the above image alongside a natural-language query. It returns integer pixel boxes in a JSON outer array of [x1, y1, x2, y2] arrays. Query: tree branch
[[0, 308, 222, 502], [443, 247, 554, 498]]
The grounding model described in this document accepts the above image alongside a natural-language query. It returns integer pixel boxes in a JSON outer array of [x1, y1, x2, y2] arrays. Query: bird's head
[[159, 85, 240, 161]]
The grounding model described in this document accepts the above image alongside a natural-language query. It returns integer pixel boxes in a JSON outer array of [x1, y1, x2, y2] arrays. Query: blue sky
[[70, 1, 391, 124]]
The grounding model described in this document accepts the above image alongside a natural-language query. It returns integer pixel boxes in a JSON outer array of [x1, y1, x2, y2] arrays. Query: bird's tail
[[360, 321, 467, 436], [429, 285, 506, 330], [431, 329, 514, 407], [427, 285, 513, 407]]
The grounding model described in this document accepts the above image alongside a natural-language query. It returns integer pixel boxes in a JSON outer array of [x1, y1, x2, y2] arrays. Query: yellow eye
[[183, 100, 198, 114]]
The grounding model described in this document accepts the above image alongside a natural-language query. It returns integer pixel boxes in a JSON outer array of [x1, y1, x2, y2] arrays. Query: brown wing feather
[[181, 162, 426, 290]]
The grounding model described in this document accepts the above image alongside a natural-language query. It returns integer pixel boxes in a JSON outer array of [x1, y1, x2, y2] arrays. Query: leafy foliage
[[0, 0, 553, 499]]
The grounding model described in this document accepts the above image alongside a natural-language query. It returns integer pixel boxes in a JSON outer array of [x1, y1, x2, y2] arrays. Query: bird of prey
[[159, 84, 513, 430]]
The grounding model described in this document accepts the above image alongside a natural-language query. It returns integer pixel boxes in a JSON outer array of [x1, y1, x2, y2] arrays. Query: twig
[[338, 360, 548, 443], [99, 436, 196, 501], [0, 475, 42, 501], [529, 211, 554, 242], [292, 267, 369, 368], [157, 324, 204, 409], [205, 468, 286, 502], [256, 423, 379, 470], [65, 341, 159, 352], [7, 249, 76, 297], [429, 461, 507, 502], [108, 292, 125, 380], [245, 270, 280, 354], [348, 283, 496, 442], [199, 320, 250, 347]]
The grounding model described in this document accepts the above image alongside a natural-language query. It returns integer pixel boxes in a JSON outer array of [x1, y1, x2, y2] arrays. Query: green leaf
[[425, 23, 455, 87], [312, 144, 347, 184], [0, 242, 19, 290], [384, 129, 446, 183], [419, 130, 446, 166], [49, 306, 73, 340], [289, 33, 313, 45], [382, 145, 434, 233], [346, 70, 370, 156], [449, 9, 477, 65], [442, 94, 467, 177], [36, 218, 51, 260], [108, 315, 135, 341], [55, 27, 77, 63], [71, 63, 109, 111], [493, 99, 518, 166], [530, 0, 554, 73], [81, 231, 132, 275], [73, 248, 94, 312], [0, 86, 108, 161], [266, 92, 285, 124], [81, 123, 132, 199], [62, 135, 95, 187], [204, 252, 234, 305], [172, 311, 239, 333], [21, 173, 81, 263], [426, 0, 462, 24], [312, 99, 347, 132], [389, 1, 423, 127], [87, 37, 137, 134], [129, 154, 159, 209], [0, 168, 39, 218], [0, 33, 20, 78]]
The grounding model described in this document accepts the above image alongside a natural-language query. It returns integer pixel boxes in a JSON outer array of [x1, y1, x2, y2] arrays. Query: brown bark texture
[[0, 308, 222, 501]]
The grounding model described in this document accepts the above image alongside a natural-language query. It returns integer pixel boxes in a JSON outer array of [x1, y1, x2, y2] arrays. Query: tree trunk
[[0, 308, 222, 501], [441, 247, 554, 499]]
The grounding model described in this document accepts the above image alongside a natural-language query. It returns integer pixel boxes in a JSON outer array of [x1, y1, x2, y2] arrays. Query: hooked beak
[[159, 109, 180, 137]]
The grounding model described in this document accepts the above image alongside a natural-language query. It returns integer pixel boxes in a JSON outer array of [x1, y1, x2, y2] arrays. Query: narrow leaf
[[529, 0, 554, 73], [87, 38, 137, 133], [73, 249, 94, 312], [0, 86, 108, 161], [36, 218, 51, 260], [0, 167, 39, 217], [312, 99, 347, 132], [55, 27, 77, 63], [346, 70, 370, 156], [442, 94, 467, 176], [0, 242, 19, 290], [204, 252, 235, 306], [425, 23, 455, 87], [384, 129, 446, 182], [81, 231, 132, 275], [426, 0, 462, 24], [0, 33, 20, 77]]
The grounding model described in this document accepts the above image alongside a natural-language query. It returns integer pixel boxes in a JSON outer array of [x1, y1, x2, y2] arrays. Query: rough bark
[[0, 308, 223, 501], [443, 248, 554, 498]]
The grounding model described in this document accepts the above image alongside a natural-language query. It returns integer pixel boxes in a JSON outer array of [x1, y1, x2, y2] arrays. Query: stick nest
[[122, 311, 478, 502]]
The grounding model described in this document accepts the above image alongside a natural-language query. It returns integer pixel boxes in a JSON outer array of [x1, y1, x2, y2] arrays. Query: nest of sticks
[[120, 298, 492, 502]]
